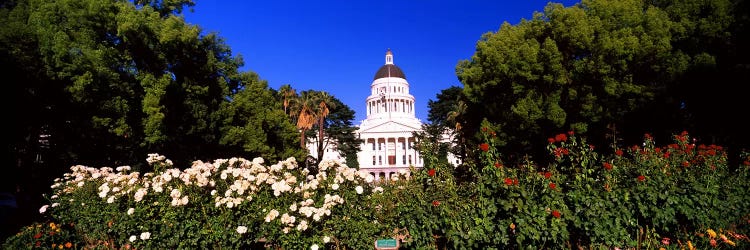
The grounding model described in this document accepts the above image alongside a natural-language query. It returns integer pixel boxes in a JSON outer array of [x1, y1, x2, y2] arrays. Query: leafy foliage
[[455, 0, 750, 165]]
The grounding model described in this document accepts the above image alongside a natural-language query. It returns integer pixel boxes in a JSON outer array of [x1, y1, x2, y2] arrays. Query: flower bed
[[4, 131, 750, 249]]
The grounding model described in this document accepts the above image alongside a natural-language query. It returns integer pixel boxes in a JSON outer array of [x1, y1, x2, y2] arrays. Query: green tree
[[426, 86, 471, 164], [319, 96, 362, 168], [219, 72, 305, 161], [457, 0, 685, 161], [1, 0, 301, 238]]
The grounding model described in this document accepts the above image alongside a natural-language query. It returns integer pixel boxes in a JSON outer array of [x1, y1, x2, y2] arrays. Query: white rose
[[236, 226, 248, 234], [39, 205, 49, 214], [311, 244, 319, 250], [331, 183, 339, 190], [355, 186, 363, 194], [129, 235, 137, 242]]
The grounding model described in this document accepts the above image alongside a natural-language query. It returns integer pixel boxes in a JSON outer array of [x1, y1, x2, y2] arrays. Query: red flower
[[644, 133, 652, 140], [568, 130, 574, 136], [744, 160, 750, 166], [603, 162, 613, 170], [615, 149, 623, 156], [428, 169, 435, 177], [513, 178, 519, 185], [432, 200, 440, 207], [664, 152, 671, 158], [494, 162, 503, 168], [543, 172, 552, 179], [555, 133, 567, 142], [33, 232, 42, 239], [682, 161, 690, 167], [480, 143, 489, 152], [554, 148, 564, 158], [547, 137, 555, 144], [482, 127, 487, 132], [637, 175, 645, 182], [549, 182, 556, 190], [504, 178, 513, 186], [562, 148, 570, 155], [552, 210, 561, 218]]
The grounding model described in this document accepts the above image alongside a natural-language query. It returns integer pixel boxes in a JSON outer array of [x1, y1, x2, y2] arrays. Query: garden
[[3, 128, 749, 249]]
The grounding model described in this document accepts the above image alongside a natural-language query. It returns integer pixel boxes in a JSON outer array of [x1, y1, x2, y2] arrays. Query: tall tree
[[1, 0, 302, 237], [318, 97, 362, 168], [314, 91, 334, 163], [427, 86, 470, 163], [457, 0, 691, 161], [279, 84, 296, 116], [219, 72, 305, 161], [292, 92, 317, 149]]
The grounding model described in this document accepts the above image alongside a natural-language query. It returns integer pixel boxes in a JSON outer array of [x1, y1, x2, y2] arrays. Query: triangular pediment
[[358, 120, 421, 134]]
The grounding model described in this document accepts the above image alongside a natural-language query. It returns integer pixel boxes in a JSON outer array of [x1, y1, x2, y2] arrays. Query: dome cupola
[[373, 49, 406, 80]]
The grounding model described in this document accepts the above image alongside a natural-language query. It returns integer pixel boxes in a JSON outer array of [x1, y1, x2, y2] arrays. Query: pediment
[[358, 121, 421, 134]]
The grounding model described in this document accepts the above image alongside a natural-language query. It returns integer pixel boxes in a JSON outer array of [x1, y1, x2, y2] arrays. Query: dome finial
[[385, 48, 393, 65]]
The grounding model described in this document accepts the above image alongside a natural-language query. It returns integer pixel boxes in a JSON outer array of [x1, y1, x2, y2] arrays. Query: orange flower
[[494, 162, 503, 168], [549, 182, 556, 190], [65, 242, 72, 248], [504, 178, 513, 186], [432, 200, 440, 207], [479, 143, 489, 152]]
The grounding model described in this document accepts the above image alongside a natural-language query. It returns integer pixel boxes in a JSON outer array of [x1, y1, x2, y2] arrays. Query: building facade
[[355, 49, 424, 181], [307, 49, 461, 180]]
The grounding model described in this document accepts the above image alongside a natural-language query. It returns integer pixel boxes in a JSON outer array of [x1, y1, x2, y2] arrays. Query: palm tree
[[279, 84, 296, 116], [314, 92, 336, 163], [294, 94, 316, 149], [447, 100, 468, 161]]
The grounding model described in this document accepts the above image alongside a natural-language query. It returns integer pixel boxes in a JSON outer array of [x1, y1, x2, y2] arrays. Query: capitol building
[[307, 49, 459, 181], [355, 49, 425, 181]]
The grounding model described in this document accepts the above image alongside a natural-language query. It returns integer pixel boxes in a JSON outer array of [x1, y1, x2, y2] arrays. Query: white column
[[394, 136, 399, 167]]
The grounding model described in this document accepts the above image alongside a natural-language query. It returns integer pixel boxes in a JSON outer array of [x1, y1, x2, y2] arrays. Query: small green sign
[[375, 239, 399, 249]]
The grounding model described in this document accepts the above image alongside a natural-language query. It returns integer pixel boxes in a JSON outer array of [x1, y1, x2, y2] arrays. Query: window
[[408, 156, 412, 164], [372, 156, 376, 165], [372, 142, 375, 150], [402, 155, 406, 164], [378, 156, 382, 165]]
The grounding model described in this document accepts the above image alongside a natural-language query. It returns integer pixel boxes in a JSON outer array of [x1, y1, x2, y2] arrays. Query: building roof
[[373, 64, 406, 80]]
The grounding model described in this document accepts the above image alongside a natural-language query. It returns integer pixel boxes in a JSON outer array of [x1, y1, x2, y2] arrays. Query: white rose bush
[[19, 154, 405, 249]]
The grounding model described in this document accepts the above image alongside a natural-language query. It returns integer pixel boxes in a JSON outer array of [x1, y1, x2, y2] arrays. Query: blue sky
[[183, 0, 580, 123]]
